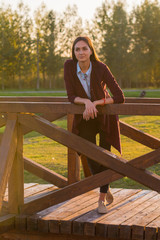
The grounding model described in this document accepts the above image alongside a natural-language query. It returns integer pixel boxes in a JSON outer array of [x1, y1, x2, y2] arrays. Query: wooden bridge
[[0, 96, 160, 240]]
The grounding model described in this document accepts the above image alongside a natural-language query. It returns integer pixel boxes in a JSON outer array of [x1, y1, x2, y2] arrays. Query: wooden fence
[[0, 97, 160, 216]]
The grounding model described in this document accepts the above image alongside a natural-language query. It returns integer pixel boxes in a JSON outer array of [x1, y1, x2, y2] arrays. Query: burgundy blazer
[[64, 59, 125, 153]]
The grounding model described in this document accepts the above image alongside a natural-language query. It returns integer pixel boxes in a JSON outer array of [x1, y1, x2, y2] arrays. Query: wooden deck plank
[[145, 226, 157, 240], [60, 189, 124, 221], [3, 183, 38, 201], [121, 193, 160, 226], [43, 192, 98, 220], [115, 194, 160, 239], [24, 186, 58, 204], [2, 184, 160, 239], [4, 184, 54, 202], [71, 189, 140, 236], [24, 184, 55, 200], [39, 189, 100, 217], [74, 189, 143, 238], [136, 205, 160, 226], [147, 215, 160, 228], [0, 214, 15, 234], [72, 189, 140, 223], [42, 189, 119, 220], [2, 184, 57, 216], [132, 225, 144, 240], [26, 189, 101, 234], [99, 190, 157, 225]]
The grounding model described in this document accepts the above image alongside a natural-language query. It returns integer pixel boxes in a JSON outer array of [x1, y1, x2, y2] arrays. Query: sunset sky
[[1, 0, 147, 21]]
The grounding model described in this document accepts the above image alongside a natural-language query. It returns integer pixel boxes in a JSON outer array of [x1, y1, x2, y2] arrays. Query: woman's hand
[[83, 99, 98, 121], [74, 97, 98, 121]]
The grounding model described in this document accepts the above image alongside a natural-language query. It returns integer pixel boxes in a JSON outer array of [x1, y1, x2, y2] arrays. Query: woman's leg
[[99, 130, 111, 194], [79, 119, 102, 175], [79, 119, 112, 212], [79, 119, 111, 192], [99, 130, 114, 206]]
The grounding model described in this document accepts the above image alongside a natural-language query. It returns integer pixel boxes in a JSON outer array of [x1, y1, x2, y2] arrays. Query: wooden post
[[80, 155, 92, 178], [0, 114, 18, 211], [8, 116, 24, 214], [67, 114, 80, 184]]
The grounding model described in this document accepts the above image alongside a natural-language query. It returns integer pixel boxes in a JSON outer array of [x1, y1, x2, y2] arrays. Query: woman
[[64, 36, 125, 214]]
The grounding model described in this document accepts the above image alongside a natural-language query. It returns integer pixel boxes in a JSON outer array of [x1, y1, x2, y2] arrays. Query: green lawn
[[1, 89, 160, 189], [0, 88, 159, 97]]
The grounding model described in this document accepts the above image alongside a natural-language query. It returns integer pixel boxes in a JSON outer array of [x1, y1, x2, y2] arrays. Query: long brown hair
[[72, 36, 100, 62]]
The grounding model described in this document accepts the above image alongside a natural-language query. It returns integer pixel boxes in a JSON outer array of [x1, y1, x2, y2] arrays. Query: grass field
[[0, 88, 160, 97], [1, 89, 160, 189]]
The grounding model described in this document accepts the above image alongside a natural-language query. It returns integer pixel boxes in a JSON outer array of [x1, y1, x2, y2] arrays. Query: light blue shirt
[[77, 62, 92, 99]]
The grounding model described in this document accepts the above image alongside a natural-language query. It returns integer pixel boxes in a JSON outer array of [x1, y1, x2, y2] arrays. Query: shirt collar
[[77, 62, 92, 76]]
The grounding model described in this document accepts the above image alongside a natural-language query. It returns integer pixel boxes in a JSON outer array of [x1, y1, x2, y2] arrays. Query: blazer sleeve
[[64, 60, 77, 103], [103, 64, 125, 103]]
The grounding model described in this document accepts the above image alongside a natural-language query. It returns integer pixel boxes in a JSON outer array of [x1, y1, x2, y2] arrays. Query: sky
[[1, 0, 147, 22]]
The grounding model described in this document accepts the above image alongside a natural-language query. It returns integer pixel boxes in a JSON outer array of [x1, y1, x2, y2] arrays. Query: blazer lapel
[[72, 63, 89, 99], [90, 62, 98, 100]]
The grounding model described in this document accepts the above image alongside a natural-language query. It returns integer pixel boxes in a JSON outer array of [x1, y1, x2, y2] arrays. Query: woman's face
[[74, 40, 92, 63]]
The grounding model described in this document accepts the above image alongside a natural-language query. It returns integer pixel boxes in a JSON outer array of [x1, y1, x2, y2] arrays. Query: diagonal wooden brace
[[120, 120, 160, 149], [18, 114, 160, 192], [20, 147, 160, 214]]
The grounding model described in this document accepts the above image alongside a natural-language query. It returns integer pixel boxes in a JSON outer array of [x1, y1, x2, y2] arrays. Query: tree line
[[0, 0, 160, 90]]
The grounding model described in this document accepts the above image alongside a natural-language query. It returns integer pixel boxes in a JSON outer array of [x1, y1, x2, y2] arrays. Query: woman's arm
[[93, 97, 114, 107], [74, 97, 98, 121], [64, 60, 77, 103], [102, 64, 125, 104]]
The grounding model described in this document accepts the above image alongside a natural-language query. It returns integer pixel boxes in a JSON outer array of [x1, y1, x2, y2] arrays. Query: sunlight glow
[[1, 0, 148, 21]]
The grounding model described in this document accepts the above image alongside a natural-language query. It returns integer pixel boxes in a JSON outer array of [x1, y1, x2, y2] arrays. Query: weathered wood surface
[[1, 184, 58, 214], [24, 157, 67, 188], [0, 98, 159, 239], [17, 113, 160, 214], [8, 121, 24, 214], [21, 148, 160, 213], [0, 115, 18, 212], [67, 114, 81, 184], [0, 102, 159, 115], [120, 120, 160, 149], [1, 184, 160, 240]]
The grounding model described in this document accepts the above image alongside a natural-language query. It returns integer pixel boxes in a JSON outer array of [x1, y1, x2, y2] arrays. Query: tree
[[45, 10, 61, 89], [131, 0, 160, 87], [34, 5, 63, 89], [57, 5, 84, 57], [92, 1, 132, 88], [0, 7, 18, 89], [34, 4, 48, 89], [0, 3, 34, 89], [14, 2, 33, 89]]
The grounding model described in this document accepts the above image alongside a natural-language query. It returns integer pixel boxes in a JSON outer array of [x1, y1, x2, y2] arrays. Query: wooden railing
[[0, 97, 160, 215]]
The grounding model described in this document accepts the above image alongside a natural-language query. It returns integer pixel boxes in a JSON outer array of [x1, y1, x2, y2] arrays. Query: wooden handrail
[[0, 102, 159, 115]]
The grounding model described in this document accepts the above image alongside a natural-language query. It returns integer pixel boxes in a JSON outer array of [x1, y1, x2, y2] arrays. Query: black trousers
[[79, 118, 111, 193]]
